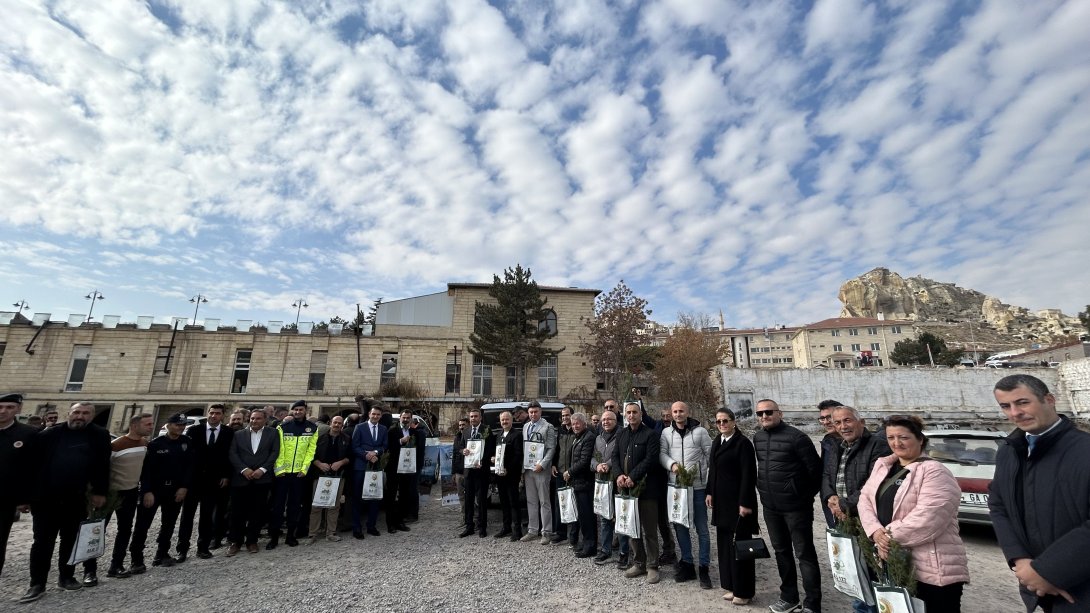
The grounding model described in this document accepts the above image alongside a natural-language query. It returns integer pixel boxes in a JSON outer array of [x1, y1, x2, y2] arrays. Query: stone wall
[[1058, 358, 1090, 416], [719, 365, 1070, 423]]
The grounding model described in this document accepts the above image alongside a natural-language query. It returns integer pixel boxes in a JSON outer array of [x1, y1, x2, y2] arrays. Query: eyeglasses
[[817, 415, 832, 422], [715, 419, 733, 424], [755, 410, 776, 417]]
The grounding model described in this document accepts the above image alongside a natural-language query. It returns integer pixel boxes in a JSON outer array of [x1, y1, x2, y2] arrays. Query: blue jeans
[[599, 515, 630, 556], [852, 599, 877, 613], [672, 487, 710, 567]]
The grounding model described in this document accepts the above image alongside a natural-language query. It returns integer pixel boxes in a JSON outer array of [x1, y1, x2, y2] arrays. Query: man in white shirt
[[226, 411, 278, 556]]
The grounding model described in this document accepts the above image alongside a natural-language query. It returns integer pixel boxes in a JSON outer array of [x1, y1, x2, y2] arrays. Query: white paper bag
[[667, 484, 694, 528], [360, 471, 384, 500], [492, 442, 507, 475], [523, 440, 543, 470], [311, 476, 342, 508], [593, 479, 614, 519], [397, 447, 418, 474], [827, 529, 876, 605], [67, 519, 107, 565], [614, 495, 640, 539], [872, 585, 925, 613], [558, 486, 578, 524], [465, 440, 484, 469]]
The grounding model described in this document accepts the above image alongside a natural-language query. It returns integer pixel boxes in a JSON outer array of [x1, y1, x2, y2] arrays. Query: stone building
[[790, 317, 913, 369], [0, 283, 599, 434]]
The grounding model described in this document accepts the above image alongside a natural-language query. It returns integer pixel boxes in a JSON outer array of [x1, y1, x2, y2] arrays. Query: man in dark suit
[[225, 410, 279, 556], [19, 402, 111, 604], [458, 408, 494, 538], [492, 410, 523, 541], [0, 393, 36, 578], [351, 407, 387, 538], [177, 404, 234, 560], [385, 410, 424, 534]]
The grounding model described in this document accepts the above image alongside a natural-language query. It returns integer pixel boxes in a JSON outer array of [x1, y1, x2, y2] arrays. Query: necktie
[[527, 422, 534, 438], [1026, 433, 1040, 456], [372, 425, 377, 441], [472, 427, 478, 439], [209, 427, 216, 445]]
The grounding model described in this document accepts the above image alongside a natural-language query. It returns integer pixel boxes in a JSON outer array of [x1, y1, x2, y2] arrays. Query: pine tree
[[467, 264, 560, 399]]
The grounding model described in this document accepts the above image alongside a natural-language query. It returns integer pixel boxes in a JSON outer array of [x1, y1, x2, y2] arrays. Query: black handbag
[[734, 537, 770, 561]]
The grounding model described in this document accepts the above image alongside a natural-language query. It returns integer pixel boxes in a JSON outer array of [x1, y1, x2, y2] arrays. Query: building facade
[[790, 317, 912, 369], [0, 283, 599, 434]]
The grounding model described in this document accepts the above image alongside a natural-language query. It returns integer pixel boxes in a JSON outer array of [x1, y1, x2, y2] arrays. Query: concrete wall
[[1058, 358, 1090, 416], [719, 365, 1071, 422]]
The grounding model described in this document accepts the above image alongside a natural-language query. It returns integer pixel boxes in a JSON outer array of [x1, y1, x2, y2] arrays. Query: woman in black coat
[[705, 408, 759, 606]]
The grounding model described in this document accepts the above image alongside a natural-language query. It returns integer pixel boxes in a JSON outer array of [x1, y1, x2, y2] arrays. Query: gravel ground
[[0, 494, 1023, 612]]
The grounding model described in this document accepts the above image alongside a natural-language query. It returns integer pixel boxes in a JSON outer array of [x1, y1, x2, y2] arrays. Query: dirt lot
[[0, 494, 1024, 612]]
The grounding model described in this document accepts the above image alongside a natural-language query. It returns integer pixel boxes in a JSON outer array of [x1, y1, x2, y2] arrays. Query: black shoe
[[494, 530, 511, 539], [58, 577, 82, 590], [616, 553, 631, 570], [509, 533, 522, 542], [396, 524, 410, 532], [458, 528, 474, 538], [196, 549, 213, 560], [478, 530, 487, 538], [698, 565, 712, 589], [575, 548, 594, 558], [388, 527, 398, 534], [285, 537, 299, 547], [366, 528, 381, 537], [209, 539, 224, 550], [353, 531, 365, 540], [152, 556, 176, 568], [130, 562, 147, 575], [593, 552, 611, 565], [675, 561, 696, 583], [107, 564, 130, 579], [81, 572, 98, 587], [550, 535, 566, 545], [657, 550, 677, 565], [19, 585, 45, 603], [265, 539, 278, 551], [175, 552, 187, 563]]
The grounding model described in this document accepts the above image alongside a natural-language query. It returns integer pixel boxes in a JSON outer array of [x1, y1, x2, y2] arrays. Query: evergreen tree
[[468, 264, 560, 399], [1079, 304, 1090, 336], [889, 331, 963, 366]]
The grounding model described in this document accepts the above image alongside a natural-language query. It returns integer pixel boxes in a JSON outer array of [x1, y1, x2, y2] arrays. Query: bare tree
[[577, 280, 652, 399], [654, 314, 730, 423]]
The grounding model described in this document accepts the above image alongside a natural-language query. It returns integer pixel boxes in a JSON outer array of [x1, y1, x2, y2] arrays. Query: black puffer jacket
[[753, 421, 822, 513], [820, 428, 890, 517], [567, 429, 596, 492]]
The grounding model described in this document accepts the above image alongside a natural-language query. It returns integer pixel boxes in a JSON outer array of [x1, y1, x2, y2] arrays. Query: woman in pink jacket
[[858, 415, 969, 613]]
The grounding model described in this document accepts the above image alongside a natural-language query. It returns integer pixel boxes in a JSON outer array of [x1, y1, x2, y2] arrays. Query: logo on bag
[[878, 599, 893, 613], [370, 474, 378, 482], [831, 542, 840, 556], [323, 479, 332, 486], [530, 444, 538, 452], [13, 441, 23, 448], [672, 491, 679, 501], [92, 526, 102, 535]]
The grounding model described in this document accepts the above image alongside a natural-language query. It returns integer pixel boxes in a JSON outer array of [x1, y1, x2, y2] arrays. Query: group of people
[[1, 371, 1087, 612]]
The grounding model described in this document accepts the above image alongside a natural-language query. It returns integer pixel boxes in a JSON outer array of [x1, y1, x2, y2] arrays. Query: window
[[851, 343, 861, 352], [538, 356, 558, 397], [232, 350, 252, 394], [445, 350, 461, 394], [0, 342, 5, 368], [472, 357, 492, 396], [891, 326, 902, 334], [785, 357, 793, 364], [308, 350, 328, 391], [750, 347, 759, 353], [65, 345, 91, 392], [538, 309, 558, 336], [833, 344, 842, 352], [848, 328, 859, 336], [867, 327, 878, 335], [871, 343, 881, 351], [506, 366, 518, 397], [149, 346, 171, 393], [761, 347, 771, 353], [380, 352, 398, 385], [830, 330, 841, 337]]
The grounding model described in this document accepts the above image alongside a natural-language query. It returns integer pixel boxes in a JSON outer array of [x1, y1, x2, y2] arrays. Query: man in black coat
[[990, 374, 1090, 613], [816, 399, 843, 528], [457, 408, 494, 538], [0, 393, 36, 578], [19, 402, 111, 604], [611, 401, 663, 584], [385, 409, 425, 534], [565, 413, 597, 558], [129, 413, 195, 572], [753, 399, 823, 613], [820, 405, 889, 522], [491, 410, 523, 541], [177, 404, 234, 559]]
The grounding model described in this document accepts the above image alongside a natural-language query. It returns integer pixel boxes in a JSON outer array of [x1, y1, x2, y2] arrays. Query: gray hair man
[[593, 407, 628, 567]]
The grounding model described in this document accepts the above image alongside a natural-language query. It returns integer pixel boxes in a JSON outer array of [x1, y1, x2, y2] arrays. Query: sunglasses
[[755, 410, 776, 417], [715, 419, 733, 424]]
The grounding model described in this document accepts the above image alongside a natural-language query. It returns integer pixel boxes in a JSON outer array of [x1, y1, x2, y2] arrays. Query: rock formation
[[839, 268, 1080, 348]]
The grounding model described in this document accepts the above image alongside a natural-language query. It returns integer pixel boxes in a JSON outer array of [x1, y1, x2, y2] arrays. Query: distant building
[[791, 317, 913, 369], [1006, 340, 1090, 366], [721, 326, 801, 369]]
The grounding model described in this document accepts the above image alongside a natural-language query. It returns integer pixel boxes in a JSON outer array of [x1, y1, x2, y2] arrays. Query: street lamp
[[84, 290, 105, 322], [12, 299, 30, 313], [292, 298, 309, 326], [189, 294, 208, 322]]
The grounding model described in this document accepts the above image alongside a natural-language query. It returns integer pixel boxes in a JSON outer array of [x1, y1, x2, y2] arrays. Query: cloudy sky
[[2, 0, 1087, 330]]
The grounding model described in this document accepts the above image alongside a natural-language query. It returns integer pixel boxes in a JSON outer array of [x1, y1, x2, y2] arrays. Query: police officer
[[0, 393, 36, 577], [128, 413, 195, 573], [266, 400, 319, 549]]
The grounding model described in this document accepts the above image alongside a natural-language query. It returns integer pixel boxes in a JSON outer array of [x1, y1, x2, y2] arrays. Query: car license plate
[[961, 492, 988, 505]]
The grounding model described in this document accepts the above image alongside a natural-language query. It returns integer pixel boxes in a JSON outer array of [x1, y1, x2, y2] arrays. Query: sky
[[2, 0, 1088, 330]]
